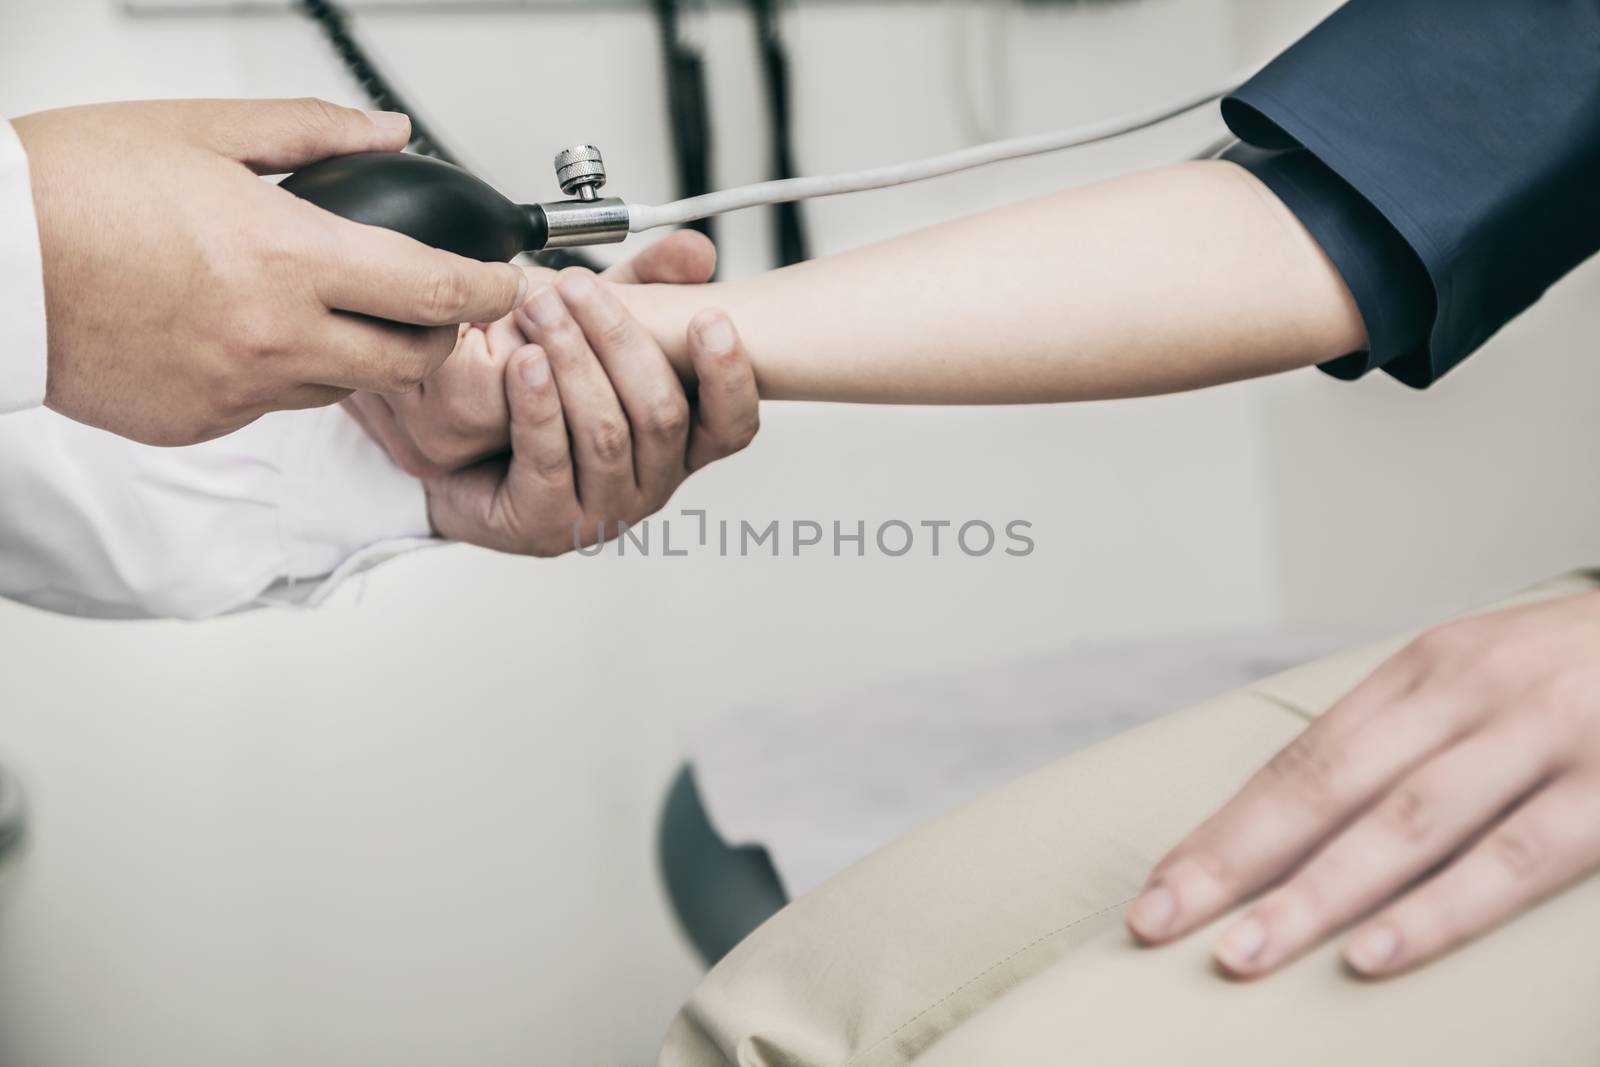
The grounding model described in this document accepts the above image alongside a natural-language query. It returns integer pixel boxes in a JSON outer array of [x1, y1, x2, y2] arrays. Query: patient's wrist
[[615, 280, 715, 375]]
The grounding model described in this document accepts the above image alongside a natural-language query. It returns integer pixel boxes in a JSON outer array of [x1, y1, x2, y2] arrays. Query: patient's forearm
[[627, 161, 1366, 404]]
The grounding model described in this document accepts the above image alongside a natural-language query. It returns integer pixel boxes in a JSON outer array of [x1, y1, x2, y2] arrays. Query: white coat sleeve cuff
[[250, 404, 439, 611], [0, 404, 437, 620], [0, 119, 48, 413]]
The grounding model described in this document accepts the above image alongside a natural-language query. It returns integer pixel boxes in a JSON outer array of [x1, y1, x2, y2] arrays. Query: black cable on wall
[[298, 0, 463, 165], [749, 0, 809, 265], [653, 0, 719, 252], [295, 0, 597, 271]]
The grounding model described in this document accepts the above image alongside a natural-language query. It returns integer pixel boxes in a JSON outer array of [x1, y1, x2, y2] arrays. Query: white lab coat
[[0, 119, 434, 619]]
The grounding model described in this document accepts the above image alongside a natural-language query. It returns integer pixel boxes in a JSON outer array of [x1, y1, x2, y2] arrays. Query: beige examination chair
[[656, 571, 1600, 1067]]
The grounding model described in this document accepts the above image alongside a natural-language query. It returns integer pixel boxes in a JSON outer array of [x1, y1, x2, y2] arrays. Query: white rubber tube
[[626, 70, 1252, 234]]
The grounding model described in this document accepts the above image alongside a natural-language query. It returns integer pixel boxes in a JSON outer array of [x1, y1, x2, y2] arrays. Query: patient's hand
[[1127, 590, 1600, 980]]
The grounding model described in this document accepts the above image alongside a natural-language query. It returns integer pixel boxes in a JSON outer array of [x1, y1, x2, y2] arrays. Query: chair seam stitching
[[844, 892, 1139, 1067]]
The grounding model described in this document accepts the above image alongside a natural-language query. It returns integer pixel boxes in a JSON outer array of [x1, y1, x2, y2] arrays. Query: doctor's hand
[[1127, 590, 1600, 980], [14, 98, 524, 446], [405, 251, 758, 556]]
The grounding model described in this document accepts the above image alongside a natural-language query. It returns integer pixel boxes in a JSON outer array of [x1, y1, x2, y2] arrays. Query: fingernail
[[1345, 925, 1399, 975], [1215, 916, 1268, 970], [557, 270, 595, 301], [528, 286, 564, 328], [365, 110, 409, 130], [1128, 886, 1175, 940], [514, 272, 529, 309], [697, 315, 735, 355], [519, 353, 550, 388]]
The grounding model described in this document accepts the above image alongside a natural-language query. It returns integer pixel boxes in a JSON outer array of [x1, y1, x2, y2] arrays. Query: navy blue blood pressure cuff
[[1220, 0, 1600, 388]]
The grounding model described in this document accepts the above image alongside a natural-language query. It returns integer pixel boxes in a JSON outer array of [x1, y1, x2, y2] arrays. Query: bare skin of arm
[[619, 160, 1367, 404]]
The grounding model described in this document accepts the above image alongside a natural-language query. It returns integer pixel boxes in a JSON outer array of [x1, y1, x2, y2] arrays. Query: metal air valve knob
[[555, 145, 608, 201], [540, 144, 630, 249]]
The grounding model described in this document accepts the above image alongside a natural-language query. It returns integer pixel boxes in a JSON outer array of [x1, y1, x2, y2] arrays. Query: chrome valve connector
[[554, 145, 608, 201]]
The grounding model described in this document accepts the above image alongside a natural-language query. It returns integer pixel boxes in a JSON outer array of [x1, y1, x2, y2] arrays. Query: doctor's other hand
[[1127, 590, 1600, 980], [13, 98, 524, 446], [342, 229, 718, 479], [422, 267, 758, 556]]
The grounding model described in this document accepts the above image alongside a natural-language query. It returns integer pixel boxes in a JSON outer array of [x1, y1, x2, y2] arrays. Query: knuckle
[[722, 410, 761, 452], [291, 96, 343, 128], [547, 317, 588, 353], [588, 417, 631, 465], [1379, 780, 1441, 844], [273, 98, 347, 154], [234, 320, 284, 363], [232, 217, 299, 276], [419, 270, 473, 323], [645, 394, 691, 438], [1486, 827, 1544, 880], [532, 448, 572, 482], [1386, 696, 1459, 742], [212, 370, 267, 419], [523, 395, 567, 435], [596, 314, 634, 349], [1265, 730, 1344, 810]]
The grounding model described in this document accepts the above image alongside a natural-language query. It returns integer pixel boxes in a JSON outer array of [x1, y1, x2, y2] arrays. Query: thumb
[[603, 229, 717, 285], [204, 97, 411, 174]]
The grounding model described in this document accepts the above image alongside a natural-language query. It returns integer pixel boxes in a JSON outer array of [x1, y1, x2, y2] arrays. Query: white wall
[[0, 2, 1595, 1065]]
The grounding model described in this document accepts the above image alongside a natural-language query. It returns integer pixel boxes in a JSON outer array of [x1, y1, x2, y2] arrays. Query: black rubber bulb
[[279, 152, 548, 262]]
